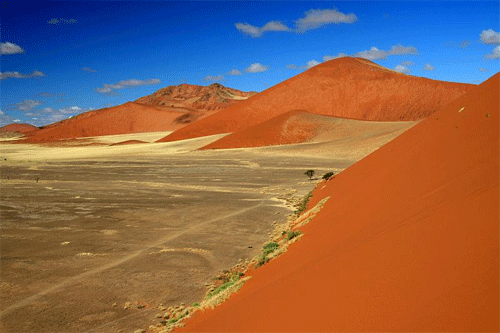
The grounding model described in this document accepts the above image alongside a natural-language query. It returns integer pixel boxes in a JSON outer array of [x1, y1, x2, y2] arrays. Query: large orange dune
[[18, 83, 255, 143], [0, 123, 39, 134], [200, 110, 415, 150], [176, 74, 499, 332], [159, 57, 473, 143], [19, 102, 194, 143]]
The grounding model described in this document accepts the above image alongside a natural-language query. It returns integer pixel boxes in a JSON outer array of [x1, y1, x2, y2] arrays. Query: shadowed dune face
[[159, 57, 474, 143], [200, 110, 417, 150], [175, 74, 499, 332]]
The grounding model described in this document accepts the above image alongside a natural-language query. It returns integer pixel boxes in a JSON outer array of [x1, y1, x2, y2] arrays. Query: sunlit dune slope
[[200, 110, 415, 150], [159, 57, 473, 143], [0, 123, 39, 134], [176, 74, 499, 332], [19, 102, 190, 143]]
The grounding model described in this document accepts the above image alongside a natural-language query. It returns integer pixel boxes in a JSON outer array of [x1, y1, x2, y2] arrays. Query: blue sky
[[1, 1, 499, 126]]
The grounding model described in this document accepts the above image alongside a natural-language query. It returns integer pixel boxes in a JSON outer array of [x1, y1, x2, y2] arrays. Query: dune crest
[[19, 83, 255, 143], [159, 57, 473, 143], [0, 123, 39, 135], [175, 74, 499, 332]]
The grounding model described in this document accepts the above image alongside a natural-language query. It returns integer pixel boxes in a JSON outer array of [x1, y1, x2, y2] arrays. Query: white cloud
[[235, 21, 290, 37], [286, 64, 299, 70], [0, 110, 15, 126], [355, 47, 388, 60], [1, 42, 25, 55], [0, 70, 45, 80], [323, 53, 349, 61], [246, 63, 268, 73], [228, 69, 243, 76], [48, 18, 77, 25], [96, 78, 161, 94], [295, 8, 357, 32], [480, 29, 500, 45], [484, 45, 500, 59], [28, 106, 94, 126], [423, 63, 435, 71], [394, 64, 411, 74], [478, 67, 490, 72], [235, 8, 357, 37], [14, 100, 43, 112], [302, 59, 321, 69], [13, 119, 21, 123], [235, 23, 261, 37], [355, 44, 418, 60], [400, 60, 414, 66], [387, 44, 418, 56], [261, 21, 291, 33], [82, 67, 97, 73], [203, 75, 224, 82]]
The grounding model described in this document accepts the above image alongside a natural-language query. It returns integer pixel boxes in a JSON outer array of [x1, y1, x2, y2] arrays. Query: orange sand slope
[[201, 110, 415, 150], [159, 57, 473, 143], [177, 74, 499, 332], [0, 123, 39, 134], [20, 102, 191, 143]]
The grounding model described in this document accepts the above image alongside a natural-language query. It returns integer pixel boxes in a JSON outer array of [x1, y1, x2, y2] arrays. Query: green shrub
[[262, 242, 279, 256], [206, 275, 239, 299], [286, 230, 302, 241], [168, 318, 178, 324], [192, 302, 200, 307], [322, 172, 334, 180], [304, 169, 315, 180], [295, 192, 312, 215]]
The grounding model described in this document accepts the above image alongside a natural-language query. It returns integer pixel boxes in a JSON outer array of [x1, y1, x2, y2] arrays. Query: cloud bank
[[96, 78, 161, 94]]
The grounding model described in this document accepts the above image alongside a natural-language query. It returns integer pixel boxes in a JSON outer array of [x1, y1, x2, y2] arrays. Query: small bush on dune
[[322, 172, 334, 180], [295, 191, 313, 215], [286, 230, 302, 241]]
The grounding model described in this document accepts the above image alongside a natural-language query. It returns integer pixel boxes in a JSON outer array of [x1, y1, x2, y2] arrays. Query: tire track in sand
[[0, 201, 263, 318]]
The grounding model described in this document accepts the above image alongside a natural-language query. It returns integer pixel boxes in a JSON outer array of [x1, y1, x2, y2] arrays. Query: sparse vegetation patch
[[295, 191, 313, 215], [322, 172, 334, 180]]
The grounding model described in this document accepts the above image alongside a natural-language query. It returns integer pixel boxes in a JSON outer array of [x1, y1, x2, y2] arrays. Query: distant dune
[[0, 123, 39, 135], [200, 110, 416, 150], [159, 57, 473, 143], [19, 83, 254, 143], [136, 82, 256, 111], [175, 74, 499, 332]]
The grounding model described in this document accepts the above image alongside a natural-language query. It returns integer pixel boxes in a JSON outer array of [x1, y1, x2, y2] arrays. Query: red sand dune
[[0, 123, 39, 134], [176, 74, 499, 332], [159, 57, 473, 143], [136, 83, 256, 111], [20, 83, 255, 143], [109, 139, 148, 146], [200, 110, 415, 150], [20, 102, 195, 143], [201, 110, 317, 149]]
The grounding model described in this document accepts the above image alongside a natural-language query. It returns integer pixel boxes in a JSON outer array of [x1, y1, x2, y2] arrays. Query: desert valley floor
[[0, 123, 414, 333]]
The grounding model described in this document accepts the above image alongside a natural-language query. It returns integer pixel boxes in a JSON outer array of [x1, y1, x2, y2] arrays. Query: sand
[[201, 110, 417, 150], [159, 57, 473, 143], [174, 73, 499, 332]]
